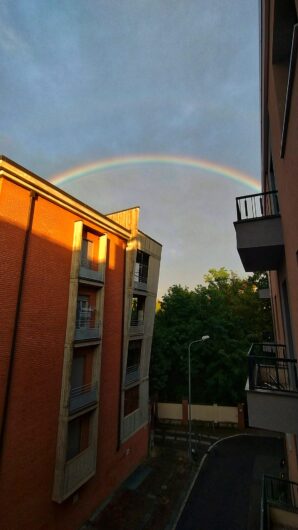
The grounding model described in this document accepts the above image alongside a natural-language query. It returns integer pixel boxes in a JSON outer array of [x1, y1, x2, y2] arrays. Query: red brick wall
[[0, 181, 31, 422], [0, 177, 149, 530], [266, 2, 298, 484], [267, 3, 298, 355]]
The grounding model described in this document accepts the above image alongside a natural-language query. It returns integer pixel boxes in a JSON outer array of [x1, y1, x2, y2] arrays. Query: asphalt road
[[175, 434, 284, 530]]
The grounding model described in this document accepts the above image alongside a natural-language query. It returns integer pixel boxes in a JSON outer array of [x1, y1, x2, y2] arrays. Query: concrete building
[[0, 156, 161, 529], [234, 1, 298, 527]]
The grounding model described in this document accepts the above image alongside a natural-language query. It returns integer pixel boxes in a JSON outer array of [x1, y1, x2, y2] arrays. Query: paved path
[[175, 434, 284, 530]]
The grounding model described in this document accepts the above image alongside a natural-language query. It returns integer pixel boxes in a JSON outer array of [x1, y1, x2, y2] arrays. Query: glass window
[[124, 386, 139, 416]]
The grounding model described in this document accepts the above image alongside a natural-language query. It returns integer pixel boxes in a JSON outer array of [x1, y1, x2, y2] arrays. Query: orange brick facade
[[0, 157, 161, 530], [234, 2, 298, 524]]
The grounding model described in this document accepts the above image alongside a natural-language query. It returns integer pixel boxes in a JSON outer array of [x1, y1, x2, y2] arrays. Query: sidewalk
[[81, 447, 200, 530], [81, 427, 283, 530]]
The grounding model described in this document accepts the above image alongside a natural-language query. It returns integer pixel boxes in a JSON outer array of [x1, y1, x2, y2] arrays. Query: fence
[[157, 401, 241, 427]]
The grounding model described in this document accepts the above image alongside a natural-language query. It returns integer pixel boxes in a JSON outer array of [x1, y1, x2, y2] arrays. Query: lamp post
[[188, 335, 210, 460]]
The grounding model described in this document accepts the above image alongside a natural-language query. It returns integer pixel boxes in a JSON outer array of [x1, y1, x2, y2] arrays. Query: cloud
[[0, 23, 25, 52], [0, 0, 261, 295]]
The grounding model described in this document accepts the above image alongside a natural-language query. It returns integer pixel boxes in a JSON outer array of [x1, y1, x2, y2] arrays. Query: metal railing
[[261, 475, 269, 530], [236, 191, 279, 221], [130, 318, 144, 326], [70, 382, 97, 398], [261, 475, 298, 529], [134, 264, 148, 287], [79, 258, 104, 282], [248, 343, 286, 359], [248, 344, 298, 393], [129, 319, 144, 334], [134, 273, 148, 285], [265, 475, 298, 511], [125, 363, 140, 385], [76, 308, 97, 329], [80, 257, 93, 269], [75, 309, 101, 341], [69, 382, 98, 414]]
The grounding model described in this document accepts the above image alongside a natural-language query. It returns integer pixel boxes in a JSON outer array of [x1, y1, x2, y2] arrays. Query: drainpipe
[[117, 240, 128, 451], [0, 191, 37, 462]]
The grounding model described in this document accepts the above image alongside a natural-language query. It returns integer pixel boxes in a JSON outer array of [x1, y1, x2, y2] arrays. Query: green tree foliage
[[150, 269, 273, 405]]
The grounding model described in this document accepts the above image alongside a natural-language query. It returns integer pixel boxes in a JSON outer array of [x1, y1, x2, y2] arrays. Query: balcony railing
[[261, 475, 298, 530], [248, 343, 298, 393], [249, 343, 286, 358], [79, 258, 104, 283], [134, 267, 148, 290], [246, 344, 298, 433], [129, 319, 144, 335], [69, 383, 98, 414], [234, 191, 283, 272], [236, 191, 279, 222], [125, 363, 140, 385], [75, 310, 101, 341], [63, 446, 96, 501], [81, 257, 93, 268]]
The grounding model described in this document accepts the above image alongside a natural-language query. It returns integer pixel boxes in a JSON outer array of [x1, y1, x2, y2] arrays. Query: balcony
[[134, 270, 148, 291], [79, 258, 104, 284], [246, 343, 298, 434], [75, 310, 101, 342], [122, 380, 149, 441], [259, 288, 270, 299], [234, 191, 284, 271], [63, 446, 96, 501], [129, 319, 144, 336], [69, 383, 98, 415], [261, 475, 298, 529], [125, 363, 140, 386]]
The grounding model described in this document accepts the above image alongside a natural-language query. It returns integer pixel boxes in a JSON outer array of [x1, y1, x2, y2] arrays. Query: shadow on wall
[[0, 214, 127, 528]]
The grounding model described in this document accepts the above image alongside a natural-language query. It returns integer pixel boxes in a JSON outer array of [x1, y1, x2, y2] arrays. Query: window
[[124, 386, 139, 416], [134, 250, 149, 285], [131, 295, 145, 325], [67, 419, 81, 460], [81, 238, 94, 268], [76, 296, 91, 329], [127, 340, 142, 369], [66, 415, 90, 460], [125, 341, 142, 385], [71, 355, 85, 390], [272, 0, 297, 126], [272, 1, 297, 65]]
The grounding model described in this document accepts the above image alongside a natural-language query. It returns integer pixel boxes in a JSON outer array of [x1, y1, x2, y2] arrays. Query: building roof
[[0, 155, 131, 240]]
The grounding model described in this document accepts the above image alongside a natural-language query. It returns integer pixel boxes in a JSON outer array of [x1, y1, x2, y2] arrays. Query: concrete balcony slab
[[234, 216, 284, 272], [246, 383, 298, 434]]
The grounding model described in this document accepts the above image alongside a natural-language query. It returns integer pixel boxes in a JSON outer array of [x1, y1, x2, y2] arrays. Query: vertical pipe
[[0, 191, 37, 461], [117, 240, 127, 451]]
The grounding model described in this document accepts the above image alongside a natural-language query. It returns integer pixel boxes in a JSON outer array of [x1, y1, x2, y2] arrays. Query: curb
[[170, 452, 209, 530], [206, 432, 250, 453]]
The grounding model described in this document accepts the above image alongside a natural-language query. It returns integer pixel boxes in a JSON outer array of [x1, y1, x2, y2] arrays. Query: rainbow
[[50, 154, 261, 191]]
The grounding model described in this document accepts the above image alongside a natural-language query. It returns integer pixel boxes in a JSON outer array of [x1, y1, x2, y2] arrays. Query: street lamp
[[188, 335, 210, 459]]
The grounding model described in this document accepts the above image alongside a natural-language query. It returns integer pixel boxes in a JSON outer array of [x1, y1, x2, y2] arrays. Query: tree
[[150, 269, 272, 405]]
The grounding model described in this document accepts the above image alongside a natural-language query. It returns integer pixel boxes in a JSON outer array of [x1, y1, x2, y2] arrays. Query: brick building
[[234, 1, 298, 527], [0, 156, 161, 529]]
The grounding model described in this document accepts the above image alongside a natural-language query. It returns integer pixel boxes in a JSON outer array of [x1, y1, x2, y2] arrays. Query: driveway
[[175, 434, 284, 530]]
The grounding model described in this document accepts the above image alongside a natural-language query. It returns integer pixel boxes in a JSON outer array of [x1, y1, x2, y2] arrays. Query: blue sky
[[1, 1, 260, 295]]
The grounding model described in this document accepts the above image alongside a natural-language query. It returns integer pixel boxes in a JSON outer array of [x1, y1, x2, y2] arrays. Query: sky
[[0, 1, 261, 296]]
